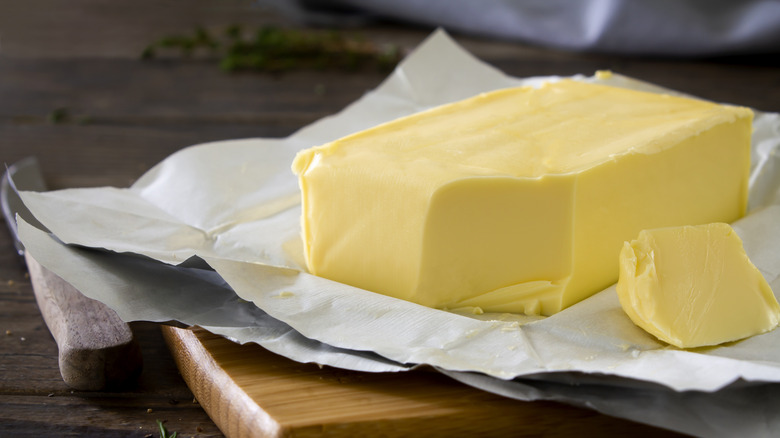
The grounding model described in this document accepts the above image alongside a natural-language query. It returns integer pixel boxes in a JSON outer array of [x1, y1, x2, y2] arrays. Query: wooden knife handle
[[25, 253, 142, 390]]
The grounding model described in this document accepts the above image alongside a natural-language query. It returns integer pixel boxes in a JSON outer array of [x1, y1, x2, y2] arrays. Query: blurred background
[[0, 0, 780, 186], [1, 0, 778, 189]]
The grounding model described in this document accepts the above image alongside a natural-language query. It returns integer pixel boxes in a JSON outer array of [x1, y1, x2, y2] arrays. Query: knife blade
[[2, 157, 142, 390], [1, 157, 47, 256]]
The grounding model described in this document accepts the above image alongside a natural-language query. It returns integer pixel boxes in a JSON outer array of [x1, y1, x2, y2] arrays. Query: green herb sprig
[[142, 25, 402, 73], [156, 419, 178, 438]]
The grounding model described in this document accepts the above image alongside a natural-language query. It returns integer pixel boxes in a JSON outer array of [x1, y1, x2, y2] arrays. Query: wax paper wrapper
[[16, 30, 780, 436]]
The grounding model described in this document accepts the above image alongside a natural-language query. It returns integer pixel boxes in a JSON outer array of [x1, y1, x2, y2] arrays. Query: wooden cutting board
[[23, 252, 679, 436], [161, 326, 681, 437]]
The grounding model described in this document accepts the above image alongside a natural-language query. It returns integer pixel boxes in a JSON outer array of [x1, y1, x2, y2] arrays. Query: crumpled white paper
[[16, 29, 780, 436]]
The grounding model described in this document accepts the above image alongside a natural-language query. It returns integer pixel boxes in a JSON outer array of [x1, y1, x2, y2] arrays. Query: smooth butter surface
[[617, 223, 780, 348], [292, 79, 752, 315]]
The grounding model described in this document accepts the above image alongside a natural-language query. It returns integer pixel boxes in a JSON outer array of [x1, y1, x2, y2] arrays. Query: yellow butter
[[292, 79, 752, 315], [617, 223, 780, 348]]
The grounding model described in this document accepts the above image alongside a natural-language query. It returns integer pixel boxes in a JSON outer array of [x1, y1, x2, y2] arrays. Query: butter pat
[[292, 79, 752, 315], [617, 223, 780, 348]]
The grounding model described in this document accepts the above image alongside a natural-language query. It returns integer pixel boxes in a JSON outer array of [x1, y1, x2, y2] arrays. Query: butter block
[[617, 223, 780, 348], [292, 79, 753, 315]]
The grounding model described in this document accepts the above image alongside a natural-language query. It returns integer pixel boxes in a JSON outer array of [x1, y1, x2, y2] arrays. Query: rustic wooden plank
[[0, 393, 222, 437], [0, 58, 385, 123], [0, 0, 293, 59], [0, 299, 222, 436]]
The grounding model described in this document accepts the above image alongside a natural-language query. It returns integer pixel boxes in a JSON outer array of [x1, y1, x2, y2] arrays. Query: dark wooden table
[[1, 1, 778, 436]]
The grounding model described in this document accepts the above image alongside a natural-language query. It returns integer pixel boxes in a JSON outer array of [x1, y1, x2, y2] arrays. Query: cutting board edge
[[161, 325, 286, 438]]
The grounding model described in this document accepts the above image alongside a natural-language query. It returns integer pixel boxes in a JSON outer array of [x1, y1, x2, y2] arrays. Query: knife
[[2, 157, 142, 390]]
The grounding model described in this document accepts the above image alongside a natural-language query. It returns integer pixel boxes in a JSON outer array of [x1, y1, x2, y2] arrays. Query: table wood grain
[[2, 0, 778, 436]]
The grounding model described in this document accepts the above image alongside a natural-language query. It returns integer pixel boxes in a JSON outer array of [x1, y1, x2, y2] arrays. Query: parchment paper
[[16, 30, 780, 436]]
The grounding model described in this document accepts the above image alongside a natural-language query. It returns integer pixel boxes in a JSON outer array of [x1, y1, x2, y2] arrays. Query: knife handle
[[25, 253, 143, 390]]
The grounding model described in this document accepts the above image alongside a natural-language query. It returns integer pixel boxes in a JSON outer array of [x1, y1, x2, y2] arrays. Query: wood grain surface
[[162, 326, 681, 438], [2, 0, 779, 436], [25, 253, 142, 390]]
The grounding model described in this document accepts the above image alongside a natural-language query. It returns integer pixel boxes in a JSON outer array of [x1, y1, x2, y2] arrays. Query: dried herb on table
[[156, 419, 178, 438], [47, 107, 69, 124], [46, 107, 91, 125], [142, 25, 402, 73]]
